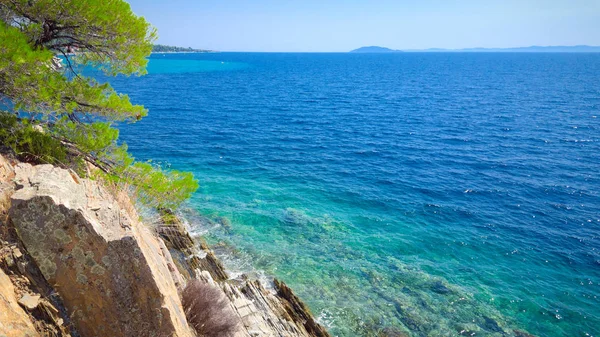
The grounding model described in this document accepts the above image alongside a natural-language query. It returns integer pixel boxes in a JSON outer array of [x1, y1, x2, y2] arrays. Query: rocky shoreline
[[0, 153, 330, 337]]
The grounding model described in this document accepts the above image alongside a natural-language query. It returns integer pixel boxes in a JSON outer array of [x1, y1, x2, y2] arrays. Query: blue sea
[[110, 53, 599, 337]]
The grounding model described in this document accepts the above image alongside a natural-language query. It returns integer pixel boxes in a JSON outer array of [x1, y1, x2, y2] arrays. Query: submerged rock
[[480, 316, 504, 334], [514, 330, 536, 337], [9, 162, 193, 337], [430, 280, 452, 294]]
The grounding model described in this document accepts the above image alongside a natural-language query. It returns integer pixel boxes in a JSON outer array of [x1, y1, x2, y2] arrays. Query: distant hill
[[350, 46, 402, 53], [152, 44, 214, 53]]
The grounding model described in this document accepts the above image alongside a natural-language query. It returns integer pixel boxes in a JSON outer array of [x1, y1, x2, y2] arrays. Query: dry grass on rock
[[182, 280, 241, 337]]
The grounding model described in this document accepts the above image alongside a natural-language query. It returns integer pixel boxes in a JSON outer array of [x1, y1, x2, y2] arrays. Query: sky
[[126, 0, 600, 52]]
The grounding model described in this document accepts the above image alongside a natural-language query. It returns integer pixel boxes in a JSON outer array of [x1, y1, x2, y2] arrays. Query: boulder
[[9, 163, 193, 337], [0, 268, 40, 337]]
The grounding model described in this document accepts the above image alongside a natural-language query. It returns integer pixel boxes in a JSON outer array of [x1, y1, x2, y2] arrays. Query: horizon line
[[157, 44, 600, 53]]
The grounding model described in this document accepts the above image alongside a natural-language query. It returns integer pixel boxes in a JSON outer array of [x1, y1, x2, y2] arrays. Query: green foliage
[[127, 162, 199, 210], [0, 112, 67, 165], [54, 120, 119, 154], [0, 1, 198, 209], [0, 17, 146, 121], [1, 0, 156, 76], [92, 146, 199, 209]]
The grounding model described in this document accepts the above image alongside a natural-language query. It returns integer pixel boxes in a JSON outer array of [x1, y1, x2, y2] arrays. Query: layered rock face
[[8, 162, 193, 337]]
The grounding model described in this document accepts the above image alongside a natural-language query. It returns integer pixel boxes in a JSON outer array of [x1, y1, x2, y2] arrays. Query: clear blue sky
[[126, 0, 600, 52]]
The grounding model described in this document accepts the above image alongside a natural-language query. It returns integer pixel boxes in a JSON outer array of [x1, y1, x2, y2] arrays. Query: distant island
[[350, 46, 403, 53], [152, 44, 214, 53], [351, 45, 600, 53]]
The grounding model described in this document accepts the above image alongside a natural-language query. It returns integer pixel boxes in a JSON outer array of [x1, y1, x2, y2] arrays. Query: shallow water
[[112, 53, 600, 337]]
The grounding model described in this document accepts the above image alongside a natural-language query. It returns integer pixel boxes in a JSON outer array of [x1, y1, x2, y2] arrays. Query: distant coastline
[[151, 51, 218, 54], [351, 45, 600, 53], [152, 44, 216, 53]]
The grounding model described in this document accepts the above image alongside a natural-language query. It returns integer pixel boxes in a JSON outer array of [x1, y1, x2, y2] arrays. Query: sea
[[109, 52, 599, 337]]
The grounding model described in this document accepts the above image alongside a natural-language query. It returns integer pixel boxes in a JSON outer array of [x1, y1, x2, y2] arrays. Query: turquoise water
[[112, 53, 599, 337]]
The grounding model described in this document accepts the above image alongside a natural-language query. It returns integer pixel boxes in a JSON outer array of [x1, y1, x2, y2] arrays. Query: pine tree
[[0, 0, 198, 209]]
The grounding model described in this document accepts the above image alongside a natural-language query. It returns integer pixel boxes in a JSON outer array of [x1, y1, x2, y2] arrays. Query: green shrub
[[0, 112, 68, 165]]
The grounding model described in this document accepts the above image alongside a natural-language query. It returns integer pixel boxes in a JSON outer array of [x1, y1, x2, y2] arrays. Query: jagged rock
[[221, 279, 322, 337], [274, 279, 330, 337], [9, 163, 193, 337], [18, 293, 41, 311], [157, 210, 229, 282], [157, 208, 197, 253], [195, 248, 229, 282], [0, 268, 40, 337]]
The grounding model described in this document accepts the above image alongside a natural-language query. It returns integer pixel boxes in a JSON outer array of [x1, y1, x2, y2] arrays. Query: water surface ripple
[[112, 53, 599, 337]]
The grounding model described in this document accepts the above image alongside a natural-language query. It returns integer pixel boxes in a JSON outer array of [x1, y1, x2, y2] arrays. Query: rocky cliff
[[0, 154, 330, 337]]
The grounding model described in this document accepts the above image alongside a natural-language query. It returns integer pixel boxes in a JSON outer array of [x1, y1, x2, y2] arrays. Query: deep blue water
[[111, 53, 599, 337]]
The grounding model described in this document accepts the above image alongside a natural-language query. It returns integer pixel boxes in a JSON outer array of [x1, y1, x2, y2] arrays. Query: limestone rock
[[9, 163, 193, 337], [221, 278, 330, 337], [0, 268, 40, 337]]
